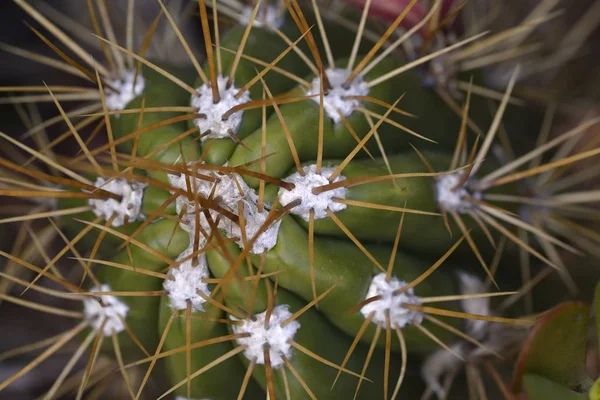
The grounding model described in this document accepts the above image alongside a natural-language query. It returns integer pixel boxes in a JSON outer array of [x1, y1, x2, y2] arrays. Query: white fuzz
[[104, 70, 145, 112], [164, 248, 210, 311], [421, 345, 464, 398], [435, 172, 481, 214], [231, 305, 300, 369], [190, 75, 251, 141], [89, 177, 147, 227], [167, 165, 280, 254], [168, 167, 248, 223], [457, 271, 490, 337], [239, 4, 285, 30], [167, 169, 240, 241], [279, 164, 347, 220], [83, 284, 129, 336], [306, 68, 369, 123], [421, 272, 526, 398], [228, 204, 282, 254], [421, 272, 489, 397], [360, 273, 423, 329]]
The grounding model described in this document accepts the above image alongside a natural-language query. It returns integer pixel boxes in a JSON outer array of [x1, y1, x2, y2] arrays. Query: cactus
[[0, 0, 599, 399]]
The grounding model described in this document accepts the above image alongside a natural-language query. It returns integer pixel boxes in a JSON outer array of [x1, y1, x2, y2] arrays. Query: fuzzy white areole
[[239, 3, 285, 30], [306, 68, 369, 123], [191, 75, 251, 142], [360, 273, 424, 329], [88, 177, 147, 227], [167, 168, 244, 242], [278, 164, 347, 220], [164, 247, 211, 311], [104, 70, 145, 113], [228, 200, 282, 254], [231, 304, 300, 369], [82, 284, 129, 336], [167, 164, 281, 254], [435, 172, 482, 214], [167, 166, 249, 228]]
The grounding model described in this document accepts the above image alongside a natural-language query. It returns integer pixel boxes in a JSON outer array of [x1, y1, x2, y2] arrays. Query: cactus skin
[[92, 219, 190, 359], [158, 299, 264, 400]]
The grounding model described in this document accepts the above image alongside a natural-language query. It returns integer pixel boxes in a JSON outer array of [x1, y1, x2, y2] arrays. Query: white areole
[[231, 304, 300, 369], [306, 68, 369, 124], [104, 70, 145, 112], [239, 3, 285, 30], [191, 76, 251, 141], [83, 284, 129, 336], [279, 164, 347, 220], [435, 172, 482, 214], [88, 177, 147, 227], [168, 165, 281, 254], [360, 273, 424, 329], [164, 247, 211, 311]]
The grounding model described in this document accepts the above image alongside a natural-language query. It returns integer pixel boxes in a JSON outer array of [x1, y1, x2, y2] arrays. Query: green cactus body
[[85, 219, 189, 359], [6, 1, 594, 399], [230, 288, 397, 400], [55, 30, 528, 400], [110, 66, 201, 183], [262, 152, 519, 256], [57, 177, 176, 255], [158, 298, 264, 400], [206, 240, 396, 399], [227, 56, 450, 187], [249, 215, 462, 352]]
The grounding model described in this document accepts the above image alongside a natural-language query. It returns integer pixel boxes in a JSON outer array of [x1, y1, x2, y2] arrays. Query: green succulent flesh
[[54, 9, 545, 400]]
